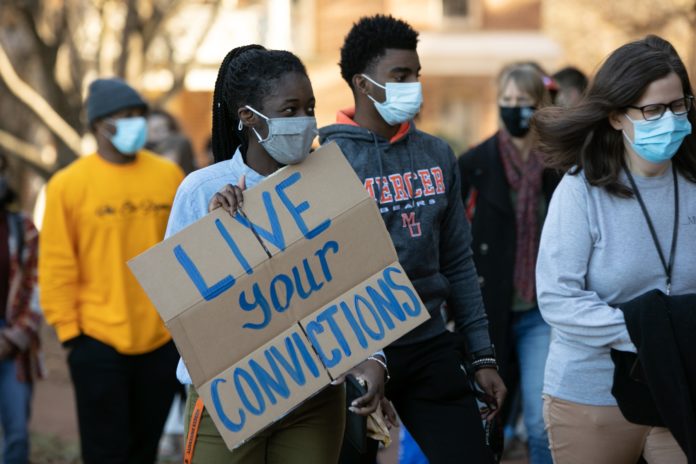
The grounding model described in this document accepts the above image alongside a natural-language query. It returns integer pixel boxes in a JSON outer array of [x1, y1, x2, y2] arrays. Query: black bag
[[343, 374, 367, 453]]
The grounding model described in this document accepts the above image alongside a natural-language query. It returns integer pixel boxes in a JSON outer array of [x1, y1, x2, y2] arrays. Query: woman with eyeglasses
[[534, 35, 696, 463]]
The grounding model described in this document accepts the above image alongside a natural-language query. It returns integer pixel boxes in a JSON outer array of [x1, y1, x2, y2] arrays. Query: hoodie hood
[[320, 108, 412, 146]]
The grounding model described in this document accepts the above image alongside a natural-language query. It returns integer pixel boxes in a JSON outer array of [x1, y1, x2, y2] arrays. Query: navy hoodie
[[319, 112, 491, 352]]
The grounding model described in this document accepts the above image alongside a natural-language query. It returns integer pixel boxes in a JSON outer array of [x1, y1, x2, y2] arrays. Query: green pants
[[184, 385, 346, 463]]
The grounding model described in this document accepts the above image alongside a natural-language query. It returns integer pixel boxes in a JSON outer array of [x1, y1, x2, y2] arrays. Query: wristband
[[472, 357, 498, 371], [367, 355, 390, 383]]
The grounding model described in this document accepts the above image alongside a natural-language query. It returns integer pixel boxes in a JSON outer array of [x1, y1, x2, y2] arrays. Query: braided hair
[[211, 45, 308, 163]]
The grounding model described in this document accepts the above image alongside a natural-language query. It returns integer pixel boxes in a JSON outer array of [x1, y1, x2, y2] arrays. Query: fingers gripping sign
[[209, 175, 247, 215]]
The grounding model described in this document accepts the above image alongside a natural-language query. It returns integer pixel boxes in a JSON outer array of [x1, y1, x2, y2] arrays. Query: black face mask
[[499, 106, 536, 138]]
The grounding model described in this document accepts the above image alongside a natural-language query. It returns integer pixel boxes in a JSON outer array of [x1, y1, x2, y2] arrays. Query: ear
[[92, 118, 114, 136], [237, 107, 257, 128], [352, 74, 370, 96], [609, 110, 625, 131]]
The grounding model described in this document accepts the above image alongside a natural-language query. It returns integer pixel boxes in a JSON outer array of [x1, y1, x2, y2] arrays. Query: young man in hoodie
[[319, 15, 506, 463]]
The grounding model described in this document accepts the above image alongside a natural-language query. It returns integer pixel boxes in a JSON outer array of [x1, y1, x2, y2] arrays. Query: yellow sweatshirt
[[39, 151, 184, 355]]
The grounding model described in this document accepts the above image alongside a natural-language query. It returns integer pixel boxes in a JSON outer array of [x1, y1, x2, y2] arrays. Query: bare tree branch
[[0, 129, 52, 179], [117, 0, 140, 77], [64, 8, 86, 97], [142, 0, 186, 51], [15, 3, 60, 73], [95, 1, 108, 74], [154, 0, 223, 106], [0, 43, 82, 155]]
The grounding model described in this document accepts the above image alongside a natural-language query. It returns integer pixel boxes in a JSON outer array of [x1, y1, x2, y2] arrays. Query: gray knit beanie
[[86, 78, 148, 126]]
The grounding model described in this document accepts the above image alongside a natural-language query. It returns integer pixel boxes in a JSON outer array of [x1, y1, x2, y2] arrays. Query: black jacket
[[613, 290, 696, 463], [458, 133, 559, 380]]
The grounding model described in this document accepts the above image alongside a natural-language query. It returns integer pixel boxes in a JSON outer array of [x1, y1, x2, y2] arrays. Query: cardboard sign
[[129, 142, 429, 449]]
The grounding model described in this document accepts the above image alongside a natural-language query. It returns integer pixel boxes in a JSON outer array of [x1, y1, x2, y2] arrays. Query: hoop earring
[[238, 120, 243, 131]]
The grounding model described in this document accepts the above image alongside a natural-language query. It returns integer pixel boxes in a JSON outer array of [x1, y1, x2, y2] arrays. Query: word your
[[209, 266, 422, 433]]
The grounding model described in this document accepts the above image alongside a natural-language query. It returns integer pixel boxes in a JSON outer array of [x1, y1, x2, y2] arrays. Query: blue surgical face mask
[[362, 74, 423, 126], [623, 111, 692, 164], [105, 116, 148, 155]]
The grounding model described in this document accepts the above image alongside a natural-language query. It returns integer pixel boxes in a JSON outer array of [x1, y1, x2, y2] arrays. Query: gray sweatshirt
[[320, 120, 491, 352], [536, 165, 696, 406]]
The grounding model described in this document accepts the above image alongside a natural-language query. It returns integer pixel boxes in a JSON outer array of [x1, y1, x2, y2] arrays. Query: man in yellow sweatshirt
[[39, 78, 184, 464]]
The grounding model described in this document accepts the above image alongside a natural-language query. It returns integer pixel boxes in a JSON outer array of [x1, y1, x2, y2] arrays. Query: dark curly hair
[[339, 15, 418, 89], [211, 45, 307, 163], [534, 35, 696, 197]]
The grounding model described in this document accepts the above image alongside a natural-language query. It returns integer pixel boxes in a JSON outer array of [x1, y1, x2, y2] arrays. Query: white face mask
[[362, 74, 423, 126], [246, 105, 317, 165]]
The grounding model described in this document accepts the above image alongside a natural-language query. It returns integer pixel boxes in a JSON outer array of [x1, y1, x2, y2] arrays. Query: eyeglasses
[[626, 96, 693, 121]]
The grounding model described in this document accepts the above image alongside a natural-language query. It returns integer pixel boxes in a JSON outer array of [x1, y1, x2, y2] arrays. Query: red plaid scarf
[[498, 130, 545, 303]]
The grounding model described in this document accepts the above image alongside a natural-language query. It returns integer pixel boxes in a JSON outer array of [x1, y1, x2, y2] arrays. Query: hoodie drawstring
[[371, 131, 417, 211], [371, 133, 385, 206]]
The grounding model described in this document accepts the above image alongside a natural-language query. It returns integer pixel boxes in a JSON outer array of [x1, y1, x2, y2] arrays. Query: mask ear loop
[[245, 105, 271, 143], [98, 118, 118, 142], [361, 74, 386, 90], [361, 74, 388, 105]]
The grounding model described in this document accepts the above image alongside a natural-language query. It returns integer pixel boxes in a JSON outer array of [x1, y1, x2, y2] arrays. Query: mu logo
[[401, 212, 422, 238]]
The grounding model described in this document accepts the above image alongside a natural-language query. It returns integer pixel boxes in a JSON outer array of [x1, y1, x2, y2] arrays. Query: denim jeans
[[0, 357, 32, 464], [512, 306, 552, 464]]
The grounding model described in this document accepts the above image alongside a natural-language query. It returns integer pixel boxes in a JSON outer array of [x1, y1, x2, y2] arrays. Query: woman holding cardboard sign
[[166, 45, 390, 463]]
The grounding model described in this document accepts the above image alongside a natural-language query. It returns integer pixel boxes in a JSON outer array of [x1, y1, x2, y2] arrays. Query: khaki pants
[[185, 385, 346, 464], [543, 395, 686, 464]]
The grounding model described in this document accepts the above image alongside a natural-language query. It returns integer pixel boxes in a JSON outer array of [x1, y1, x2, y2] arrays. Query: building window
[[443, 0, 469, 18]]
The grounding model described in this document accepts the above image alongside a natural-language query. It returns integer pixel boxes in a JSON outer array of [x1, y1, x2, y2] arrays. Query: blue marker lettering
[[305, 320, 341, 368], [275, 173, 331, 239], [249, 356, 290, 406], [174, 245, 234, 301], [384, 267, 422, 317], [270, 274, 293, 313], [269, 333, 318, 385], [291, 332, 321, 378], [365, 279, 408, 330], [339, 301, 368, 349], [316, 305, 351, 357], [293, 258, 324, 299], [315, 241, 339, 282], [233, 368, 265, 416], [215, 219, 252, 274], [353, 294, 385, 341], [239, 283, 272, 330], [233, 191, 286, 251], [210, 378, 245, 432]]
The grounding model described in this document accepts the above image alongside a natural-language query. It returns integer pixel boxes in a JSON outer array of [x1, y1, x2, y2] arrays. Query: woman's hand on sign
[[332, 356, 387, 416], [209, 175, 246, 215]]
